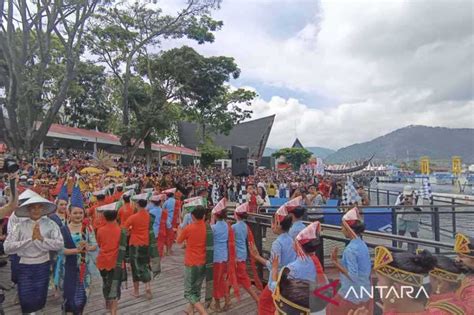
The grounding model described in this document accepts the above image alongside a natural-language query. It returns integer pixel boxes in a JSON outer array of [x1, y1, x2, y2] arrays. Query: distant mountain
[[264, 146, 335, 158], [326, 125, 474, 163]]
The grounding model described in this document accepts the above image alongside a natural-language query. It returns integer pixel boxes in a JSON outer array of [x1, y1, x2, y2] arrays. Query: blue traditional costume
[[326, 207, 373, 315], [57, 185, 98, 314], [271, 222, 327, 315], [4, 195, 63, 314]]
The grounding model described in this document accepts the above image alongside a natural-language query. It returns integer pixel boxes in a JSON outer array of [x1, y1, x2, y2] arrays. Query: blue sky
[[160, 0, 474, 150]]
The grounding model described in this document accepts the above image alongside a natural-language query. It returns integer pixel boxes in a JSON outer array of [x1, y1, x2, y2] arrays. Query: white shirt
[[7, 212, 27, 234], [4, 216, 64, 264]]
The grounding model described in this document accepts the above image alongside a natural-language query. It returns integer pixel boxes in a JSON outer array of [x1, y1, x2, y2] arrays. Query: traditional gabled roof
[[177, 115, 275, 161], [292, 138, 304, 148]]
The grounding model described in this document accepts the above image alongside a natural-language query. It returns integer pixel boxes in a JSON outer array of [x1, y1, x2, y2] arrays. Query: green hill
[[325, 125, 474, 163]]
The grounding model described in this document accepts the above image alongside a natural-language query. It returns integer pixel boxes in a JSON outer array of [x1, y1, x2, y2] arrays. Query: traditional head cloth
[[162, 188, 176, 195], [57, 183, 69, 202], [125, 183, 138, 190], [150, 194, 166, 203], [18, 189, 41, 204], [454, 233, 474, 257], [93, 189, 106, 196], [342, 207, 362, 239], [70, 185, 84, 209], [235, 202, 249, 214], [211, 198, 226, 215], [183, 196, 205, 213], [296, 221, 321, 245], [96, 202, 120, 212], [15, 195, 57, 217], [275, 196, 302, 222], [132, 192, 150, 202], [123, 189, 135, 197]]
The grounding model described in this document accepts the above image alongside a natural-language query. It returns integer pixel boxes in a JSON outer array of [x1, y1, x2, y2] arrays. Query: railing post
[[376, 188, 380, 205], [451, 198, 456, 237], [433, 206, 440, 254], [318, 234, 325, 270], [252, 219, 264, 282], [386, 190, 390, 205], [391, 207, 398, 248], [368, 188, 371, 204]]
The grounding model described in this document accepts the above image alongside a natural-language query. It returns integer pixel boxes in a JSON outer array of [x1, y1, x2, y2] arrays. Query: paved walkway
[[1, 246, 258, 315]]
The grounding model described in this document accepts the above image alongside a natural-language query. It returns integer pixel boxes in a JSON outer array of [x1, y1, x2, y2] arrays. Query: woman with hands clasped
[[4, 194, 64, 314]]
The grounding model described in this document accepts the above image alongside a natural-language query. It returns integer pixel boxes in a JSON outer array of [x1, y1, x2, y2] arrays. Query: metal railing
[[256, 203, 474, 255], [225, 209, 465, 288]]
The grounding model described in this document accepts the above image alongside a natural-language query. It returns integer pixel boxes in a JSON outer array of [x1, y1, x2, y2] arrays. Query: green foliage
[[0, 0, 101, 158], [86, 0, 223, 153], [60, 62, 109, 130], [199, 140, 227, 168], [272, 147, 313, 170], [139, 46, 254, 141]]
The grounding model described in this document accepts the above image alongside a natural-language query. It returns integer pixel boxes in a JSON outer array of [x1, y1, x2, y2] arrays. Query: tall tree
[[126, 76, 180, 164], [59, 61, 109, 131], [0, 0, 101, 158], [86, 0, 222, 153], [141, 46, 255, 144]]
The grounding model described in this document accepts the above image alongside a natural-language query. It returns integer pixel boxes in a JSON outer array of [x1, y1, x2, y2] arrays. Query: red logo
[[313, 279, 340, 306]]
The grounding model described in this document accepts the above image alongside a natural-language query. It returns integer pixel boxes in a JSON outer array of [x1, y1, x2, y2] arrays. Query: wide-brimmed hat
[[18, 189, 41, 204], [16, 195, 57, 218]]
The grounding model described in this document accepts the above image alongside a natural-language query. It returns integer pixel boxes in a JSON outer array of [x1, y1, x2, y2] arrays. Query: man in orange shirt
[[89, 190, 107, 232], [124, 196, 159, 300], [96, 204, 127, 315], [117, 192, 134, 228], [177, 205, 213, 315], [112, 184, 124, 202]]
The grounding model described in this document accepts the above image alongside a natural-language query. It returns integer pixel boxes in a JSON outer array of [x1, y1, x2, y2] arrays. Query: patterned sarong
[[149, 213, 161, 278], [102, 228, 128, 300], [204, 223, 214, 303], [130, 245, 151, 283], [184, 265, 206, 304], [18, 261, 50, 313]]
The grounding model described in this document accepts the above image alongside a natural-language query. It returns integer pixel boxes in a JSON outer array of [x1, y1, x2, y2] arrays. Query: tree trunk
[[144, 137, 152, 171], [121, 58, 132, 141]]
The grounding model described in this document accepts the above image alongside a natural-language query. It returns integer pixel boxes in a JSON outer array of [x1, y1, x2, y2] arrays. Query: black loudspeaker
[[231, 146, 249, 177]]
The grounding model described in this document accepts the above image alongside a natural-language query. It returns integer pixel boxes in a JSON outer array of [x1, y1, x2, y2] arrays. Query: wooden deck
[[1, 246, 258, 315]]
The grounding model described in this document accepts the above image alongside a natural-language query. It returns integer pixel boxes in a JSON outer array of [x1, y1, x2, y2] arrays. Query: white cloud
[[157, 0, 474, 149], [248, 96, 474, 150]]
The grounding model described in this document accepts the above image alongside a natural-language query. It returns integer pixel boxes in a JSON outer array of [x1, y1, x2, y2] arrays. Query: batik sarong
[[100, 229, 128, 300], [17, 261, 50, 313], [130, 245, 151, 283], [184, 265, 206, 304]]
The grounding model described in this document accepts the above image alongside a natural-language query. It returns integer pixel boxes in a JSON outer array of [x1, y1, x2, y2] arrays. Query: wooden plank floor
[[1, 246, 258, 315]]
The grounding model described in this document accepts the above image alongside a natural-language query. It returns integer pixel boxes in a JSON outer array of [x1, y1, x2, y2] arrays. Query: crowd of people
[[0, 151, 472, 315]]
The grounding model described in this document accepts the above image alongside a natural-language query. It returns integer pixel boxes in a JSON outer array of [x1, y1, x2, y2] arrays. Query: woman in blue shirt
[[250, 207, 297, 315], [326, 207, 373, 315], [270, 221, 328, 315], [232, 202, 262, 303]]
